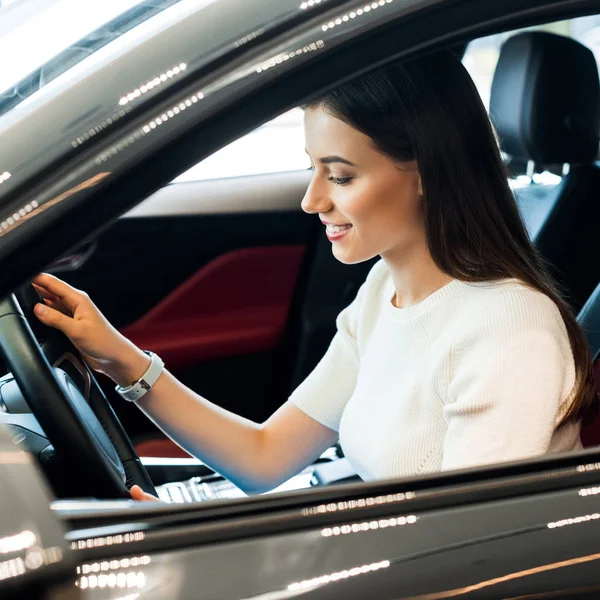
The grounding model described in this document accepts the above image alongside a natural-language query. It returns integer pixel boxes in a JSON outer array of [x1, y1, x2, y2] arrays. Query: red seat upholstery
[[136, 438, 192, 458]]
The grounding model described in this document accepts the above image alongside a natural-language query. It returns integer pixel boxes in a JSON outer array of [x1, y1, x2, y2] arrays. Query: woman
[[32, 51, 597, 501]]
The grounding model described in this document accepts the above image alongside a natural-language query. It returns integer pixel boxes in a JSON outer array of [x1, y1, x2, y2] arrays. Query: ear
[[416, 170, 423, 197]]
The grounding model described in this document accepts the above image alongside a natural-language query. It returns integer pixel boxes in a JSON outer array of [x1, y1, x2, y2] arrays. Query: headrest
[[489, 32, 600, 164]]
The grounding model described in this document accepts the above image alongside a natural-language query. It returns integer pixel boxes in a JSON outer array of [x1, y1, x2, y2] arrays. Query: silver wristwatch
[[114, 351, 165, 402]]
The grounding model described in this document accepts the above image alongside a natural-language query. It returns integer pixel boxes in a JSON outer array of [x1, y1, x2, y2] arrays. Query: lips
[[325, 223, 352, 234], [324, 223, 352, 241]]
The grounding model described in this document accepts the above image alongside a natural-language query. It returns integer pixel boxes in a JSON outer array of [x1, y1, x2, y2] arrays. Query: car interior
[[3, 12, 600, 507]]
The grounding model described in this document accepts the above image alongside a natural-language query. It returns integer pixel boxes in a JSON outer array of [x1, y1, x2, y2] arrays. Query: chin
[[332, 245, 377, 266]]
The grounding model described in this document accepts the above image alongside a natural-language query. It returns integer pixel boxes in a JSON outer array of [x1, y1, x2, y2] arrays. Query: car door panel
[[120, 244, 306, 370]]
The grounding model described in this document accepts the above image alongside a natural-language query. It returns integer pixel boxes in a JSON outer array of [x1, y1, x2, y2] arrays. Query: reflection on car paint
[[407, 554, 600, 600], [0, 200, 38, 234], [69, 530, 146, 552], [321, 514, 418, 537], [0, 428, 70, 592], [0, 529, 63, 583], [234, 27, 266, 49], [547, 513, 600, 529], [71, 109, 131, 149], [118, 62, 188, 107], [94, 91, 205, 165], [0, 173, 110, 237], [76, 555, 151, 592], [302, 489, 417, 516], [256, 40, 326, 74], [322, 0, 395, 32], [287, 559, 391, 593], [300, 0, 326, 10]]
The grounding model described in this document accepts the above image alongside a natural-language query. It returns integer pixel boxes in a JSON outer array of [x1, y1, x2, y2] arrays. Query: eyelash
[[307, 167, 353, 186], [328, 176, 353, 186]]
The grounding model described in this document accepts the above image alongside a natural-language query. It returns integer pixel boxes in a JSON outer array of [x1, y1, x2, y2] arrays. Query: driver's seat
[[489, 31, 600, 313]]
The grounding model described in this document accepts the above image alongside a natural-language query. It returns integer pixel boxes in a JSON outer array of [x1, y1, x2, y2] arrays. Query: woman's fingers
[[32, 273, 86, 313], [32, 283, 58, 301], [130, 485, 161, 502], [33, 303, 77, 338], [32, 285, 70, 316]]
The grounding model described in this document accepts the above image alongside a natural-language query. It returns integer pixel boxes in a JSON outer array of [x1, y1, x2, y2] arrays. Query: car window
[[177, 15, 600, 185], [172, 108, 309, 183]]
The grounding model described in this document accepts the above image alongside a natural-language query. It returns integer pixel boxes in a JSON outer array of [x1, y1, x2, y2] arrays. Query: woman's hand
[[32, 273, 150, 387], [130, 485, 161, 502]]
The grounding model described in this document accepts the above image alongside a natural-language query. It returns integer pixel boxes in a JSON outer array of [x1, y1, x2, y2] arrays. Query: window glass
[[172, 108, 309, 183]]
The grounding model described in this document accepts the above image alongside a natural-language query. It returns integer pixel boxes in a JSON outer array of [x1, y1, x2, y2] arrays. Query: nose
[[301, 177, 333, 215]]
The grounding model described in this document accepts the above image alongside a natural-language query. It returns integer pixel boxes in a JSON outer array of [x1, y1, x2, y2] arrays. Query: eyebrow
[[319, 155, 356, 167], [304, 149, 356, 167]]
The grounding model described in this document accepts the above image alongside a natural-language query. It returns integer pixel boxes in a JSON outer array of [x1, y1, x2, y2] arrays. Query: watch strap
[[115, 351, 164, 402]]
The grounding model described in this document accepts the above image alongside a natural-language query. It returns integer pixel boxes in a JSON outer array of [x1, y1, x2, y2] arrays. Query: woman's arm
[[130, 364, 338, 494], [32, 273, 340, 494]]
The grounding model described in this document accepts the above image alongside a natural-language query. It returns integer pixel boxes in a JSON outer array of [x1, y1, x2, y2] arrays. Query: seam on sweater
[[416, 443, 440, 474]]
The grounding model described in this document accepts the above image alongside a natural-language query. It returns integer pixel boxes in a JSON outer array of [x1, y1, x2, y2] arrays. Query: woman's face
[[302, 106, 425, 265]]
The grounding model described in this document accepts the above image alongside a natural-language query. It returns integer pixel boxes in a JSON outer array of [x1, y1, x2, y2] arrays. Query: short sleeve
[[441, 290, 576, 471], [288, 282, 365, 432]]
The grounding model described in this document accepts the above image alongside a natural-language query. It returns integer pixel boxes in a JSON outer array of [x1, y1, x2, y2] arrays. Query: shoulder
[[457, 279, 565, 328], [452, 279, 571, 354]]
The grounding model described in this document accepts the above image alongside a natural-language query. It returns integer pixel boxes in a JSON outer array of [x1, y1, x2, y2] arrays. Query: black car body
[[0, 0, 600, 598]]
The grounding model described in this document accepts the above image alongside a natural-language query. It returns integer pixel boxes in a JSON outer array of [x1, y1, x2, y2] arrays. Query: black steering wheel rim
[[0, 293, 156, 499]]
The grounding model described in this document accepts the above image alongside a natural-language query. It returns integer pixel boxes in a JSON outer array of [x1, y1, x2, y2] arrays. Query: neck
[[381, 238, 454, 309]]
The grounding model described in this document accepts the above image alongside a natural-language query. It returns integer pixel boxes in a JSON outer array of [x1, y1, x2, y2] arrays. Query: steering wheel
[[0, 291, 157, 499]]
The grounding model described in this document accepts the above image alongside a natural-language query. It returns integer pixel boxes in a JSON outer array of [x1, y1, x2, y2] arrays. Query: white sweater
[[290, 260, 582, 481]]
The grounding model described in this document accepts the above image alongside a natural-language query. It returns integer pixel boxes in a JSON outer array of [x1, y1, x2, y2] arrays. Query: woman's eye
[[328, 176, 353, 186]]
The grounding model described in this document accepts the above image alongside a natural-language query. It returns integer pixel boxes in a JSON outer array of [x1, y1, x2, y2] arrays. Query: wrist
[[109, 348, 152, 388]]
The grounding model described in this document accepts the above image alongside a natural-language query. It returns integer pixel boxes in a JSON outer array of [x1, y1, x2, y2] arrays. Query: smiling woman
[[31, 49, 597, 495], [302, 107, 424, 267]]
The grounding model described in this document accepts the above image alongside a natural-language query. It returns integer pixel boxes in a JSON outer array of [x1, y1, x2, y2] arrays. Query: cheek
[[338, 178, 421, 236]]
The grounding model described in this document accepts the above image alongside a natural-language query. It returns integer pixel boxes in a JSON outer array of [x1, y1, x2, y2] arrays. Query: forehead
[[303, 106, 373, 155]]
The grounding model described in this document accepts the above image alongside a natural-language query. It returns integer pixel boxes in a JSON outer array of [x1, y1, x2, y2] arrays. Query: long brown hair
[[305, 51, 597, 426]]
